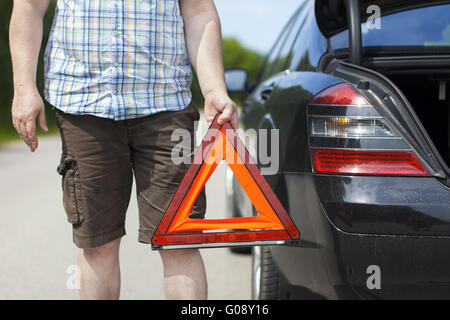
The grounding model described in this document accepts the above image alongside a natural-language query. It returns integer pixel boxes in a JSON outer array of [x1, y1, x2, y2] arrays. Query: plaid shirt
[[44, 0, 192, 120]]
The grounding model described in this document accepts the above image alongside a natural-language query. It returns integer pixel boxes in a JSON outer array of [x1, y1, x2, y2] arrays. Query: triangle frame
[[151, 114, 300, 250]]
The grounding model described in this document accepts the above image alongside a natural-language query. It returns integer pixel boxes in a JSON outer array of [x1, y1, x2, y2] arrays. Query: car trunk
[[324, 55, 450, 182], [376, 66, 450, 168]]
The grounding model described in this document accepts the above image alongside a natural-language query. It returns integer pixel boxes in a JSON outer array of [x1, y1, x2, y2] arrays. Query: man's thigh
[[56, 110, 133, 249], [130, 104, 207, 244]]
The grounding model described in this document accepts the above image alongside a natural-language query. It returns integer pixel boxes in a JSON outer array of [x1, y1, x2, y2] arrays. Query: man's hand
[[10, 0, 51, 152], [11, 87, 48, 152], [180, 1, 237, 129], [204, 90, 238, 129]]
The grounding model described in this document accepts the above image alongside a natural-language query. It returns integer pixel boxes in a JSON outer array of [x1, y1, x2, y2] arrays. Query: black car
[[224, 0, 450, 299]]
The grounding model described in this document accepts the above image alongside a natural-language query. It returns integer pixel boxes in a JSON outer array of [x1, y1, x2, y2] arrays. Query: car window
[[331, 4, 450, 49], [259, 8, 302, 82], [268, 9, 307, 76], [289, 12, 328, 72]]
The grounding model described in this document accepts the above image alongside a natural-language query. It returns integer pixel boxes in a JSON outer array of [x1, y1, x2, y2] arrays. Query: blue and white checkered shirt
[[44, 0, 192, 120]]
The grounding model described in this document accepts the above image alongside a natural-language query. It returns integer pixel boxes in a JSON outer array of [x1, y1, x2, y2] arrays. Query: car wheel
[[252, 246, 289, 300]]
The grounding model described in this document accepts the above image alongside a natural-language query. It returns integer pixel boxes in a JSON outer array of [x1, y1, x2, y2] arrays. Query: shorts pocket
[[186, 103, 200, 122], [55, 109, 64, 127], [57, 154, 84, 225]]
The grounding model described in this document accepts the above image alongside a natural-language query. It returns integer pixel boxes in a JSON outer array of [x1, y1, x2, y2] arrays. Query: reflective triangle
[[151, 114, 300, 250]]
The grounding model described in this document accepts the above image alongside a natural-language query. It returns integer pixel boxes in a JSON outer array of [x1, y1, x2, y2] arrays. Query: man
[[9, 0, 238, 300]]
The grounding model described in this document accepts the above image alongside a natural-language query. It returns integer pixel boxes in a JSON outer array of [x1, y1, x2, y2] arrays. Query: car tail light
[[311, 149, 429, 176], [308, 83, 431, 177], [309, 83, 369, 106], [310, 117, 397, 138]]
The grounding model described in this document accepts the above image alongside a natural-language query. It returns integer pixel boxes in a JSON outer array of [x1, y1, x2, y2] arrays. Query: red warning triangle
[[151, 114, 300, 250]]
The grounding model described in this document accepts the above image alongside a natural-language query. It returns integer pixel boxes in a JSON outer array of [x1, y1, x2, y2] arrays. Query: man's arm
[[180, 0, 238, 129], [10, 0, 50, 152]]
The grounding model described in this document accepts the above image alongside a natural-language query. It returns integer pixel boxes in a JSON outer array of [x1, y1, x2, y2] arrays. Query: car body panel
[[271, 173, 450, 299], [233, 72, 344, 219]]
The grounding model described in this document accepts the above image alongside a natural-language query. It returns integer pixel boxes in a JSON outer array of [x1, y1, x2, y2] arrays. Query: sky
[[214, 0, 303, 55]]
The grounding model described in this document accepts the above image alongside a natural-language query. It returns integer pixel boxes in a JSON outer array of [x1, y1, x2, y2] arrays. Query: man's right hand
[[11, 87, 48, 152]]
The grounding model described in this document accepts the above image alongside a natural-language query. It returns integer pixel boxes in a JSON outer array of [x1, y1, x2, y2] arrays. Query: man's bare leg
[[77, 238, 121, 300], [159, 249, 207, 300]]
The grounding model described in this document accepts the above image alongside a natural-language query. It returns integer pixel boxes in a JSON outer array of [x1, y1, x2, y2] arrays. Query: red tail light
[[311, 149, 430, 177], [310, 83, 370, 106]]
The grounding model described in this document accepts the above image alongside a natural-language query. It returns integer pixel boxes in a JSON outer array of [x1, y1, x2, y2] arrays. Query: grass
[[0, 127, 59, 147], [0, 128, 20, 146], [0, 111, 59, 147]]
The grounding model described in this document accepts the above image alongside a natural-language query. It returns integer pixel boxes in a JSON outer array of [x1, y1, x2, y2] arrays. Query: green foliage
[[0, 3, 13, 115], [223, 37, 264, 106], [0, 2, 15, 144], [190, 37, 264, 108], [0, 4, 263, 144], [223, 37, 264, 84]]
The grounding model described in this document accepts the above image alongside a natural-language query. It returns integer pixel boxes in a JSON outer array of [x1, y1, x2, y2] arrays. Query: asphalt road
[[0, 118, 252, 300]]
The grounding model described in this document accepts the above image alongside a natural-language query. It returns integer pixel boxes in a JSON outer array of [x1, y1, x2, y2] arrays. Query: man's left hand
[[204, 90, 238, 129]]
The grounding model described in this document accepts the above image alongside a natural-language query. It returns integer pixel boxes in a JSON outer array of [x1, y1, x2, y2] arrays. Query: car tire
[[252, 246, 289, 300]]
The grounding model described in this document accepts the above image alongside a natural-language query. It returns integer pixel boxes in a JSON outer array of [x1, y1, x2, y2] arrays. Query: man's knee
[[80, 238, 121, 262]]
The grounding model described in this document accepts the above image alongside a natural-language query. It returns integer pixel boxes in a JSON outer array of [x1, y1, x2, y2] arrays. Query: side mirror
[[225, 69, 248, 93]]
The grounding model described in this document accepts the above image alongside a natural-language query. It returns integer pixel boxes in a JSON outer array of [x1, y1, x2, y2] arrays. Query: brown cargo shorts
[[55, 103, 206, 248]]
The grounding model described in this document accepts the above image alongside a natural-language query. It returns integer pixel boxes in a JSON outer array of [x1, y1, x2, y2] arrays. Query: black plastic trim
[[344, 0, 361, 65], [309, 137, 409, 150], [308, 104, 382, 117]]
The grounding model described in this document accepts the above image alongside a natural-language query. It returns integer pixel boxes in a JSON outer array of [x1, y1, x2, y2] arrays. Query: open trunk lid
[[318, 0, 450, 184], [325, 58, 450, 185], [315, 0, 450, 38]]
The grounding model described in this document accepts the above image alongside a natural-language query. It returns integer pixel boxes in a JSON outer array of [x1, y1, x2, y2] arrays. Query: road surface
[[0, 117, 252, 300]]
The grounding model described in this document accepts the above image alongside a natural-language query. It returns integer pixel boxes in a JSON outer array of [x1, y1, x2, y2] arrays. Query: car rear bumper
[[331, 232, 450, 299], [271, 173, 450, 299], [276, 230, 450, 299], [315, 175, 450, 236]]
